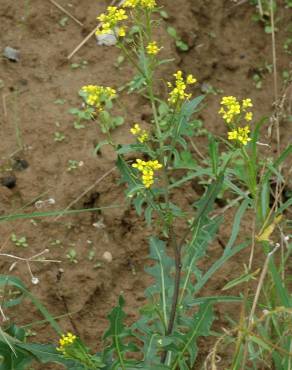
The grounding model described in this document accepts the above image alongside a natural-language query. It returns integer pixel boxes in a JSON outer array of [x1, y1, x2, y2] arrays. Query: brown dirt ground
[[0, 0, 291, 369]]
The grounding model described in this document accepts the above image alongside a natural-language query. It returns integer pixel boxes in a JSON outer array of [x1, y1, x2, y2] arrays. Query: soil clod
[[12, 158, 29, 171], [1, 175, 17, 189]]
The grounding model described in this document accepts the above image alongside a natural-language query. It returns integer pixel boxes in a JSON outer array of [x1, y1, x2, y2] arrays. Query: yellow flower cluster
[[96, 6, 128, 37], [81, 85, 116, 110], [132, 159, 162, 188], [123, 0, 157, 9], [228, 126, 251, 146], [219, 96, 253, 124], [146, 41, 161, 55], [57, 332, 77, 354], [167, 71, 197, 105], [130, 124, 149, 143], [219, 96, 253, 146], [218, 96, 241, 124]]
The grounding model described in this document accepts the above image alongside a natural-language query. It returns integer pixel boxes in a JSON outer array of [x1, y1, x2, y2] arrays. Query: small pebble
[[102, 251, 113, 263], [31, 277, 40, 285], [96, 31, 117, 46], [3, 46, 20, 62]]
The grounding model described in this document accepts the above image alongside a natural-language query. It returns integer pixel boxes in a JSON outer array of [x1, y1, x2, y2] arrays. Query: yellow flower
[[168, 70, 196, 105], [242, 98, 253, 110], [96, 6, 128, 37], [228, 130, 238, 141], [118, 27, 126, 37], [219, 96, 241, 124], [141, 0, 156, 8], [123, 0, 139, 7], [132, 159, 162, 188], [57, 332, 77, 354], [123, 0, 156, 9], [220, 96, 253, 144], [228, 126, 251, 146], [146, 41, 161, 55], [130, 124, 148, 143], [186, 74, 197, 84], [130, 123, 141, 135], [81, 85, 116, 110], [245, 112, 253, 122]]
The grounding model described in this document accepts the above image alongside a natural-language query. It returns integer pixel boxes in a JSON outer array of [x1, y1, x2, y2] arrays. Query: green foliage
[[167, 26, 189, 51], [2, 1, 291, 370], [11, 233, 28, 248]]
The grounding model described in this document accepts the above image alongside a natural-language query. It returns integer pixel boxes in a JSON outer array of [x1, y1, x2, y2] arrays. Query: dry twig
[[53, 166, 116, 221], [49, 0, 83, 27]]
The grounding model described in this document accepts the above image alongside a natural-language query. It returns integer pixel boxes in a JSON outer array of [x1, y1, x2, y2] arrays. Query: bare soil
[[0, 0, 291, 369]]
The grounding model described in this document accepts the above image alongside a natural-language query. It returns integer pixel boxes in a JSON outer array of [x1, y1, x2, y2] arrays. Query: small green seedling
[[11, 233, 28, 248], [54, 99, 66, 105], [88, 249, 96, 261], [167, 26, 189, 51], [283, 37, 292, 54], [54, 132, 65, 142], [66, 248, 78, 264], [59, 16, 69, 27], [73, 121, 85, 129], [70, 61, 88, 70], [50, 239, 62, 247], [67, 160, 83, 171]]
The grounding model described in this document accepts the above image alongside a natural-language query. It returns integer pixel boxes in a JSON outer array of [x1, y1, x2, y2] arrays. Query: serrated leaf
[[170, 303, 213, 369], [145, 237, 175, 329], [116, 156, 139, 189], [103, 296, 137, 369]]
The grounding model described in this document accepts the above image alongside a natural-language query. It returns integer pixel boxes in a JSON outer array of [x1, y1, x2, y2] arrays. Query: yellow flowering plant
[[3, 2, 291, 370]]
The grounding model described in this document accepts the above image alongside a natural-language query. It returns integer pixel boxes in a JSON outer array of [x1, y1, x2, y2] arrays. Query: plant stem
[[167, 233, 181, 337]]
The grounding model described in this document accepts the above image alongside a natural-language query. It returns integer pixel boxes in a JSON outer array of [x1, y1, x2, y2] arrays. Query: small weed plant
[[0, 1, 291, 370]]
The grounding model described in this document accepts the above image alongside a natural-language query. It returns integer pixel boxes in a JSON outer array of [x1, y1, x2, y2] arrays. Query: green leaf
[[94, 140, 110, 154], [179, 216, 223, 307], [262, 144, 292, 185], [276, 197, 292, 215], [269, 259, 291, 307], [116, 155, 140, 189], [103, 296, 137, 369], [0, 342, 32, 370], [193, 242, 249, 294], [173, 151, 197, 170], [167, 26, 177, 38], [113, 116, 124, 126], [170, 303, 213, 369], [251, 117, 267, 165], [222, 268, 260, 291], [249, 335, 272, 351], [16, 343, 85, 368], [117, 144, 147, 155], [225, 198, 250, 250], [186, 295, 242, 306], [0, 206, 119, 223], [209, 136, 219, 177], [145, 237, 175, 329], [175, 40, 189, 51], [180, 96, 205, 123], [259, 178, 270, 222], [0, 276, 61, 334], [193, 173, 224, 219]]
